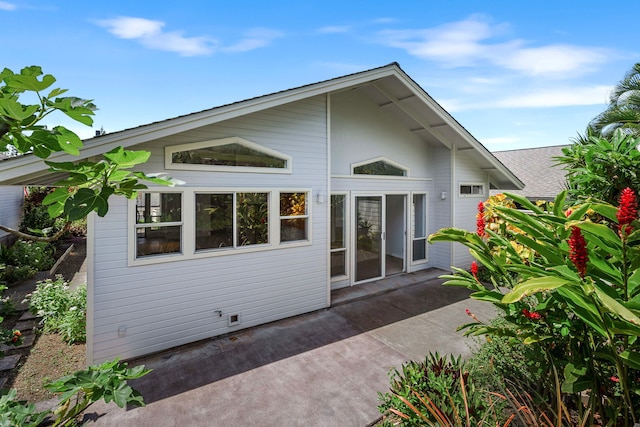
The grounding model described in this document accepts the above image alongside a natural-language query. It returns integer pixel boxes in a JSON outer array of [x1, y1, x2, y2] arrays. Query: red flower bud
[[568, 226, 588, 278], [617, 187, 638, 235], [470, 261, 478, 278]]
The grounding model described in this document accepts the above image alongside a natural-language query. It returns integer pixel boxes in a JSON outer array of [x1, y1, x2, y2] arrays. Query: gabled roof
[[492, 144, 569, 201], [0, 63, 523, 189]]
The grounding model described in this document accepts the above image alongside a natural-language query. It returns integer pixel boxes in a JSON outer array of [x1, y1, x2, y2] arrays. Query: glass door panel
[[355, 196, 383, 282], [412, 194, 427, 262]]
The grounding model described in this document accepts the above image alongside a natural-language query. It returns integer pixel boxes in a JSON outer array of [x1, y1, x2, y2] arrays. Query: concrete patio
[[83, 270, 496, 427]]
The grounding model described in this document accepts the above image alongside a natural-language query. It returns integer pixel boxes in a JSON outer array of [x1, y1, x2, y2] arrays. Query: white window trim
[[165, 136, 293, 174], [410, 191, 429, 266], [330, 192, 349, 282], [128, 187, 312, 266], [350, 156, 409, 177], [458, 182, 485, 197]]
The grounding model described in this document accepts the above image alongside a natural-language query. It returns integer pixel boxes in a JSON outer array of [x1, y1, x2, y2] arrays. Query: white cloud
[[438, 85, 612, 112], [317, 25, 351, 34], [494, 85, 612, 108], [222, 28, 283, 53], [377, 15, 610, 77], [0, 1, 16, 10], [96, 16, 217, 56]]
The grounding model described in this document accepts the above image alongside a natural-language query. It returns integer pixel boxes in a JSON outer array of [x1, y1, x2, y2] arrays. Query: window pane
[[195, 194, 233, 250], [172, 143, 286, 168], [354, 160, 406, 176], [137, 226, 181, 257], [413, 194, 426, 239], [237, 193, 269, 246], [331, 251, 346, 277], [330, 195, 345, 249], [281, 218, 307, 242], [413, 239, 426, 261], [136, 193, 182, 224], [280, 193, 306, 216]]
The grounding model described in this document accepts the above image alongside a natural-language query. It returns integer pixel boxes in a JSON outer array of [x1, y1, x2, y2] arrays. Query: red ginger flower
[[522, 309, 543, 320], [476, 201, 486, 237], [617, 187, 637, 235], [568, 226, 588, 278], [470, 261, 479, 278]]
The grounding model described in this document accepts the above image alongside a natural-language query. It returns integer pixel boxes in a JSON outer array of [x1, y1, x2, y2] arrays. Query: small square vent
[[228, 313, 241, 327]]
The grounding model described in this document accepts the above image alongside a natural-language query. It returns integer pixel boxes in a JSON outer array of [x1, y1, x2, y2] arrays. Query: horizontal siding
[[90, 96, 329, 362], [453, 150, 489, 268], [0, 186, 22, 240], [330, 90, 434, 177], [430, 148, 452, 270]]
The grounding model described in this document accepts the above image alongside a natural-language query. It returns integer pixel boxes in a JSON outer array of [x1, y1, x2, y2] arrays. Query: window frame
[[129, 187, 312, 266], [133, 190, 184, 259], [459, 183, 485, 197], [350, 157, 409, 178], [165, 137, 293, 174]]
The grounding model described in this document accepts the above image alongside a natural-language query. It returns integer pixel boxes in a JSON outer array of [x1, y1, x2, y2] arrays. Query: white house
[[0, 63, 523, 363], [0, 185, 23, 245]]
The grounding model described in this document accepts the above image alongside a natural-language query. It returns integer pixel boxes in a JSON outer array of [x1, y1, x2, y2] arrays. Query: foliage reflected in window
[[353, 160, 406, 176], [237, 193, 269, 246], [195, 194, 233, 250], [136, 192, 182, 257], [172, 143, 287, 169], [280, 192, 308, 242]]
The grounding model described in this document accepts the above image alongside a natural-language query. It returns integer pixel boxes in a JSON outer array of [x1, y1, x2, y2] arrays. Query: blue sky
[[3, 1, 638, 151]]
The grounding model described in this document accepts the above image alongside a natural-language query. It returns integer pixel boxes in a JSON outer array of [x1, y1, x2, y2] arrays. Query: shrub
[[0, 264, 36, 284], [6, 240, 56, 272], [28, 276, 86, 344], [378, 353, 501, 426], [429, 189, 640, 425]]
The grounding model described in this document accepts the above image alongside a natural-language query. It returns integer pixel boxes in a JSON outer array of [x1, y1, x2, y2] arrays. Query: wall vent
[[228, 313, 241, 327]]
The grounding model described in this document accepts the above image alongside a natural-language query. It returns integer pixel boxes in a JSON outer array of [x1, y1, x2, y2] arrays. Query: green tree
[[0, 65, 176, 241], [555, 129, 640, 204], [589, 63, 640, 137]]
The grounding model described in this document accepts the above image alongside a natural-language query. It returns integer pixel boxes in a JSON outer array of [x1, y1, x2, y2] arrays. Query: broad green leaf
[[64, 188, 110, 220], [103, 147, 150, 168], [589, 203, 619, 223], [566, 203, 592, 222], [5, 72, 55, 91], [511, 233, 564, 264], [502, 192, 544, 214], [588, 256, 622, 283], [562, 363, 592, 393], [54, 125, 83, 156], [556, 287, 608, 337], [620, 350, 640, 370], [552, 191, 567, 216], [469, 290, 504, 303], [43, 187, 71, 218], [593, 281, 640, 326], [502, 276, 570, 303], [575, 221, 622, 247], [0, 98, 39, 121]]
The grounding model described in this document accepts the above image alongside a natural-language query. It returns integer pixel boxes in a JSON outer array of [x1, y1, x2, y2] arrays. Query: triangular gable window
[[166, 137, 292, 173], [352, 157, 408, 177]]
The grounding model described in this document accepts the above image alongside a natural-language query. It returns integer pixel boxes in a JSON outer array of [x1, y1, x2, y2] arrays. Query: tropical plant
[[589, 63, 640, 137], [45, 358, 150, 426], [0, 389, 48, 427], [555, 130, 640, 204], [378, 353, 500, 426], [0, 65, 178, 242], [428, 189, 640, 426]]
